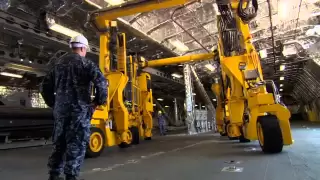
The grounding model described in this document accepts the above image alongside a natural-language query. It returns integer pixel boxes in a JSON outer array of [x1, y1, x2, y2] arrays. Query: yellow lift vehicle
[[86, 0, 293, 156], [86, 25, 154, 157]]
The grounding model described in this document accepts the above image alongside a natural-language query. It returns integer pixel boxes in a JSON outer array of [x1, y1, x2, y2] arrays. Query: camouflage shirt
[[40, 53, 108, 109]]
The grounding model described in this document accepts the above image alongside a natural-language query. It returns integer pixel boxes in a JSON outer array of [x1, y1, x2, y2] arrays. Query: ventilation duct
[[190, 65, 216, 130]]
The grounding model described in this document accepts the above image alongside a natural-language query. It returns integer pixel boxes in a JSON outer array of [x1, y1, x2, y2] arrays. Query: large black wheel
[[239, 134, 250, 143], [130, 126, 140, 145], [257, 115, 283, 153], [144, 137, 152, 140], [219, 124, 227, 136], [118, 126, 140, 148], [86, 127, 106, 158], [220, 131, 227, 136], [118, 142, 131, 148], [226, 121, 238, 140], [239, 127, 250, 143], [118, 131, 132, 149]]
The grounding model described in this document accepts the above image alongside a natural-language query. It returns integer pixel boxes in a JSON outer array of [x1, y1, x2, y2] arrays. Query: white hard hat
[[69, 35, 90, 52]]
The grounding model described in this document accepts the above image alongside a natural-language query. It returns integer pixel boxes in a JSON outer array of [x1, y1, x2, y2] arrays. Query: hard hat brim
[[69, 43, 91, 52]]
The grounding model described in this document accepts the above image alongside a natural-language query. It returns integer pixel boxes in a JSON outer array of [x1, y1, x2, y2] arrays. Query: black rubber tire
[[118, 142, 130, 148], [118, 126, 140, 148], [130, 126, 140, 145], [220, 132, 227, 136], [228, 136, 238, 140], [86, 127, 106, 158], [239, 127, 250, 143], [239, 135, 250, 143], [257, 115, 283, 153], [144, 137, 152, 140], [219, 124, 227, 136], [226, 121, 238, 140]]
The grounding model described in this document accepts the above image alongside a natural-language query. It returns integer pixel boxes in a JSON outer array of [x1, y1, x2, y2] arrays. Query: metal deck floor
[[0, 123, 319, 180]]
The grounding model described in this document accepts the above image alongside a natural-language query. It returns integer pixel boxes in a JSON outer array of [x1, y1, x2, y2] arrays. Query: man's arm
[[89, 63, 108, 106], [40, 69, 55, 108]]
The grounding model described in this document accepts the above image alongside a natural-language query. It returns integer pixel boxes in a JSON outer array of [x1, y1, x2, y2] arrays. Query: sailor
[[157, 110, 166, 136], [40, 35, 108, 180]]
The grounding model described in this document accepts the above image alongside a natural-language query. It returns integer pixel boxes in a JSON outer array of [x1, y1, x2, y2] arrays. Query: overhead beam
[[0, 11, 99, 56], [142, 67, 184, 85], [92, 0, 189, 24], [0, 48, 47, 76], [145, 53, 215, 67]]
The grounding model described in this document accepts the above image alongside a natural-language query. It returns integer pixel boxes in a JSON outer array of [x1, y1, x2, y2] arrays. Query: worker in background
[[124, 99, 132, 110], [157, 110, 166, 136], [40, 35, 108, 180]]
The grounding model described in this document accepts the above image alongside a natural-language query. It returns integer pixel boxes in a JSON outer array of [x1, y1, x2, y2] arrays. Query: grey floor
[[0, 122, 319, 180]]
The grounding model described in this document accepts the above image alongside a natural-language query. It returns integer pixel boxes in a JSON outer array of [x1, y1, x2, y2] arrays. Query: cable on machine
[[109, 26, 118, 71], [216, 0, 241, 56], [237, 0, 258, 23]]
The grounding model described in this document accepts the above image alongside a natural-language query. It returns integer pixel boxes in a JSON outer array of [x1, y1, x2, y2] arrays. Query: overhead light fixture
[[202, 106, 205, 108], [307, 0, 320, 4], [153, 104, 156, 106], [306, 28, 316, 36], [157, 98, 163, 101], [104, 0, 125, 6], [205, 64, 215, 71], [282, 45, 297, 56], [278, 0, 289, 21], [169, 40, 189, 52], [178, 64, 183, 67], [140, 56, 146, 62], [280, 76, 284, 80], [311, 11, 320, 17], [48, 23, 82, 37], [279, 89, 283, 92], [279, 64, 286, 71], [46, 14, 82, 37], [212, 99, 217, 101], [195, 104, 198, 107], [85, 0, 102, 9], [213, 3, 220, 15], [0, 72, 23, 78], [192, 93, 196, 96], [171, 73, 183, 78], [259, 49, 268, 58], [4, 63, 45, 77], [165, 105, 169, 108]]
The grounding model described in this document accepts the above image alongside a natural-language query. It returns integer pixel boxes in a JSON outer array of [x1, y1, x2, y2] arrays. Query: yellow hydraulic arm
[[90, 0, 190, 28], [142, 53, 215, 67]]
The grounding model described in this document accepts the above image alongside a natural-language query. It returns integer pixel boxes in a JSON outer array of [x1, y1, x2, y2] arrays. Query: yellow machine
[[210, 0, 293, 153], [86, 22, 154, 157], [86, 0, 293, 156]]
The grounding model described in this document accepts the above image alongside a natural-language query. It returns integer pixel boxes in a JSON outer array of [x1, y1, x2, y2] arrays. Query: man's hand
[[91, 103, 97, 110], [105, 67, 109, 73]]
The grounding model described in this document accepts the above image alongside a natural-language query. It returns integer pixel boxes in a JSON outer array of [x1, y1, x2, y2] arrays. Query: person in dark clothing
[[40, 35, 108, 180], [157, 111, 166, 136]]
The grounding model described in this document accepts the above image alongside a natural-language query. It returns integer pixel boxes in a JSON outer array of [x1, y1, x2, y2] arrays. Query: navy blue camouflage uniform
[[40, 53, 108, 178], [157, 114, 166, 135]]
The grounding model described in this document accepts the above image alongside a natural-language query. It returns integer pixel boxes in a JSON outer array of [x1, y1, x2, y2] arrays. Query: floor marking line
[[81, 139, 218, 175], [262, 158, 269, 180]]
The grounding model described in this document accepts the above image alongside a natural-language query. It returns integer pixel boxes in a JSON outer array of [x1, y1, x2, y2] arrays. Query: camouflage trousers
[[48, 111, 91, 177]]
